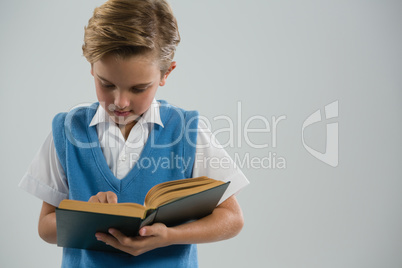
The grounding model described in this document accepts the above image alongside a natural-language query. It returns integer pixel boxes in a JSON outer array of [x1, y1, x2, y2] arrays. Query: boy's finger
[[139, 223, 166, 237], [95, 233, 120, 248], [88, 195, 100, 203], [95, 192, 107, 203], [139, 227, 154, 236], [108, 228, 129, 245], [106, 191, 118, 203]]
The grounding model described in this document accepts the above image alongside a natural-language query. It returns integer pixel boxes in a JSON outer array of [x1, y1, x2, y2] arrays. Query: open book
[[56, 176, 230, 252]]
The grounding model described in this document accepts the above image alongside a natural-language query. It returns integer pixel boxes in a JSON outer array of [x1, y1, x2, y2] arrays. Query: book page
[[58, 200, 147, 218], [144, 177, 225, 208]]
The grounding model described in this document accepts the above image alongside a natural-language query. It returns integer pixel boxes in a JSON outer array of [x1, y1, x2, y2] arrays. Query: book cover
[[56, 181, 230, 252]]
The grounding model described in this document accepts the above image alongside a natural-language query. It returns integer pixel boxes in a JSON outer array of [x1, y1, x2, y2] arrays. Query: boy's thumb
[[139, 227, 151, 236]]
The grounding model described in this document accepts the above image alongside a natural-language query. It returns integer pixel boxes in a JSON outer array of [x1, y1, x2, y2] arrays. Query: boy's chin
[[111, 114, 140, 126]]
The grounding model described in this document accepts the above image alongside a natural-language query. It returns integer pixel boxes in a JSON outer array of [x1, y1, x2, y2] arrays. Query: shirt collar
[[89, 98, 164, 128]]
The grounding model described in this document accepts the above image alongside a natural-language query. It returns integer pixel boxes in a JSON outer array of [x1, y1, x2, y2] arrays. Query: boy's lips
[[114, 110, 131, 117]]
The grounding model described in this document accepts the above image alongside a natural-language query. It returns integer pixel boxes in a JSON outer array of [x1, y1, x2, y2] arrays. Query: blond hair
[[82, 0, 180, 73]]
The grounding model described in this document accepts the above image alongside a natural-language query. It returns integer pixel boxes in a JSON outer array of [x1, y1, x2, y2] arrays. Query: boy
[[19, 0, 249, 267]]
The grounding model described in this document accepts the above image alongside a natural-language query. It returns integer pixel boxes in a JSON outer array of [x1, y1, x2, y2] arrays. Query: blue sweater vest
[[52, 100, 199, 268]]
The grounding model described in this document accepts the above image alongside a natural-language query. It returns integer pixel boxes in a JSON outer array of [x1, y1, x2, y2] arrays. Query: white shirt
[[19, 99, 249, 207]]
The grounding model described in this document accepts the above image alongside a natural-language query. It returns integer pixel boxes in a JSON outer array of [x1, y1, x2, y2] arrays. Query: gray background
[[1, 0, 401, 267]]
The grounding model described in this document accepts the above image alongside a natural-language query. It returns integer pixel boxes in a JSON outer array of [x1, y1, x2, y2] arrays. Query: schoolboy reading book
[[19, 0, 249, 267]]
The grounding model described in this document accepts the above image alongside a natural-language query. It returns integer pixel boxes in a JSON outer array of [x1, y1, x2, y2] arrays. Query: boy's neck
[[117, 121, 137, 141]]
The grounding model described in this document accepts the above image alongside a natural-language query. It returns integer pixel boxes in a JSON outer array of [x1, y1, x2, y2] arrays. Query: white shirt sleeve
[[192, 119, 250, 205], [18, 131, 68, 207]]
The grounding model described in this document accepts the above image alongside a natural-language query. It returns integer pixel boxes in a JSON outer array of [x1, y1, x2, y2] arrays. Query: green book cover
[[56, 181, 230, 253]]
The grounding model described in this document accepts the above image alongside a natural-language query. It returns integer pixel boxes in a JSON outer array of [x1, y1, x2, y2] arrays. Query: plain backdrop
[[1, 0, 402, 267]]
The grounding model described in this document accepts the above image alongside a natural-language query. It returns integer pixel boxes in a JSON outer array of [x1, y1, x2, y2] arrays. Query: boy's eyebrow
[[97, 74, 153, 87]]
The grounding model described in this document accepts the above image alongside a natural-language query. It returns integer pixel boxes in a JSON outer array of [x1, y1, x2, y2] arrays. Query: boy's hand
[[88, 191, 118, 203], [95, 223, 170, 256], [93, 195, 243, 256], [90, 191, 170, 256]]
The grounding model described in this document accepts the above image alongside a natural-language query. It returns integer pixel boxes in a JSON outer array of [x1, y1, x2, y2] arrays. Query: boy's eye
[[131, 87, 147, 93], [101, 83, 115, 89]]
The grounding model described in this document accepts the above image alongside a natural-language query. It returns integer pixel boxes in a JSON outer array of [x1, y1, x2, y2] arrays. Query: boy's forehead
[[92, 54, 161, 84]]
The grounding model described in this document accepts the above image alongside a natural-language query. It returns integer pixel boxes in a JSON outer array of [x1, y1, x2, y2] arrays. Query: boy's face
[[91, 54, 175, 126]]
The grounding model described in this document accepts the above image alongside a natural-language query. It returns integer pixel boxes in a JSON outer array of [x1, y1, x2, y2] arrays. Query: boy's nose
[[114, 91, 130, 109]]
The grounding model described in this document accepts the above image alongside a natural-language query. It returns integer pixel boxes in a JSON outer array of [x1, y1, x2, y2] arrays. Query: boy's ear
[[159, 61, 177, 86]]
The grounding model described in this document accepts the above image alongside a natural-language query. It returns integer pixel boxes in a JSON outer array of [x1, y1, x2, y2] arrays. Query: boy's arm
[[37, 192, 116, 244], [95, 195, 244, 256], [38, 201, 57, 244], [168, 195, 244, 243]]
